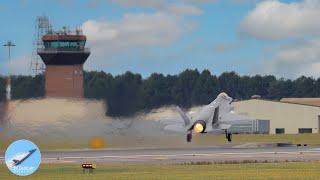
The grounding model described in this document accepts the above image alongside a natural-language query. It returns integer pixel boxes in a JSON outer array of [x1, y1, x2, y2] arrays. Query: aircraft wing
[[163, 124, 186, 133], [175, 106, 191, 126], [216, 123, 232, 130], [158, 119, 182, 125], [214, 110, 256, 131], [160, 119, 186, 133]]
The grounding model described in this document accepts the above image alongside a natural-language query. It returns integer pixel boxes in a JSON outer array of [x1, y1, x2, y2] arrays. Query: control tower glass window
[[44, 41, 85, 49]]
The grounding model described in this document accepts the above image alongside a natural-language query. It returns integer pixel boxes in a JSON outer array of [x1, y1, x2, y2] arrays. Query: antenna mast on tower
[[30, 16, 52, 76]]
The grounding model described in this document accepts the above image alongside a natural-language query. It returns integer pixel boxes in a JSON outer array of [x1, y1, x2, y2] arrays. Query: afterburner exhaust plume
[[194, 123, 204, 133]]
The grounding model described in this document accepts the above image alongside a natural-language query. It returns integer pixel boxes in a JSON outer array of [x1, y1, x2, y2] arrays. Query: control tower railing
[[37, 47, 90, 53]]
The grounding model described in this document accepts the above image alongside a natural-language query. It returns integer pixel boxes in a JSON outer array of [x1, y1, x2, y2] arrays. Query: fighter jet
[[164, 92, 255, 142], [7, 149, 37, 168]]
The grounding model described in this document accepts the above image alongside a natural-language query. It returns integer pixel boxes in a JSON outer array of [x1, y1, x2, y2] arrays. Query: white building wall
[[233, 99, 320, 134]]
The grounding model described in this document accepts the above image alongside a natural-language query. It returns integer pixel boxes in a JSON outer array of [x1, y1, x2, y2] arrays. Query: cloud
[[261, 39, 320, 78], [240, 0, 320, 40], [90, 0, 254, 15], [111, 0, 166, 9], [166, 4, 203, 16], [241, 0, 320, 78], [110, 0, 258, 8], [82, 12, 195, 71], [110, 0, 203, 16], [231, 0, 261, 4], [82, 13, 192, 49]]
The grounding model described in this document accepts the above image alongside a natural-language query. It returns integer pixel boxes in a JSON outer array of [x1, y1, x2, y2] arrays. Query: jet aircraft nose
[[29, 149, 37, 153]]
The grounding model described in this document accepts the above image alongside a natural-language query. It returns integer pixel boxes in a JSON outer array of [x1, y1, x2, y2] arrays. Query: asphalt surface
[[1, 145, 320, 165], [8, 145, 319, 165]]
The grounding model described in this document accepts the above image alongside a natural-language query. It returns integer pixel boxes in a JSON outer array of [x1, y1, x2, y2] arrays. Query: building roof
[[234, 98, 320, 108], [42, 34, 86, 41], [280, 98, 320, 107]]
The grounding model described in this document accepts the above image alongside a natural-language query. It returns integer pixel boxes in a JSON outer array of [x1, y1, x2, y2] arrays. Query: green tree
[[106, 71, 143, 116], [250, 75, 276, 98], [292, 76, 315, 97], [142, 73, 172, 109], [3, 69, 320, 117], [11, 74, 44, 99], [172, 69, 200, 108], [238, 75, 254, 99], [315, 78, 320, 97], [218, 72, 240, 99], [0, 77, 6, 101], [191, 70, 219, 105], [84, 71, 113, 99], [267, 78, 293, 99]]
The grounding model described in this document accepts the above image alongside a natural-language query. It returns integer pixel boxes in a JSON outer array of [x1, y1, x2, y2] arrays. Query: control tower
[[38, 27, 90, 98]]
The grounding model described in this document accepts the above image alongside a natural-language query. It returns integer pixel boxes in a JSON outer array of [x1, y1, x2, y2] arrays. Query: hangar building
[[232, 98, 320, 134]]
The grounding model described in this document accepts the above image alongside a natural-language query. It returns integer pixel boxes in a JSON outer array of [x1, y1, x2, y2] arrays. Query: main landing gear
[[186, 130, 232, 143], [225, 130, 232, 142], [187, 131, 192, 142]]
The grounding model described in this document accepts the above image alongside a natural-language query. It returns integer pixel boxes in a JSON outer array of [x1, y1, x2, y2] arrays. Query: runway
[[4, 145, 318, 165], [1, 145, 320, 165]]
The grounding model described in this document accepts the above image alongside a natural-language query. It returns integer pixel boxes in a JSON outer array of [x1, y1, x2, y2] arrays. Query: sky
[[0, 0, 319, 79]]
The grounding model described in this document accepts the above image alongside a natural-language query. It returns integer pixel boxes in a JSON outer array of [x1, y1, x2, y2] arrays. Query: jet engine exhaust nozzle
[[193, 120, 206, 133]]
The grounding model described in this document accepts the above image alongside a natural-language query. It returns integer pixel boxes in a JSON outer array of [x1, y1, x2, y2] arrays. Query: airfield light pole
[[3, 41, 16, 101]]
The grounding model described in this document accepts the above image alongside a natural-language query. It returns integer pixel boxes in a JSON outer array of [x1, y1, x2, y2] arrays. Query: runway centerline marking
[[38, 150, 320, 160]]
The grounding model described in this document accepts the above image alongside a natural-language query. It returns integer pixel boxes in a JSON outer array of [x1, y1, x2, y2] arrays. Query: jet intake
[[193, 120, 206, 133]]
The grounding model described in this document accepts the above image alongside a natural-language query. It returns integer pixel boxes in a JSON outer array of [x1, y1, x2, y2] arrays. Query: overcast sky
[[0, 0, 319, 79]]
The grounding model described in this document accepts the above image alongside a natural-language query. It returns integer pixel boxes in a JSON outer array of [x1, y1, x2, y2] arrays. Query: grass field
[[1, 134, 320, 152], [0, 162, 320, 179]]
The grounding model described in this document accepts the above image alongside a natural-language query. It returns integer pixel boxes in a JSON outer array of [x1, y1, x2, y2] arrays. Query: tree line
[[0, 69, 319, 116], [0, 75, 44, 101]]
